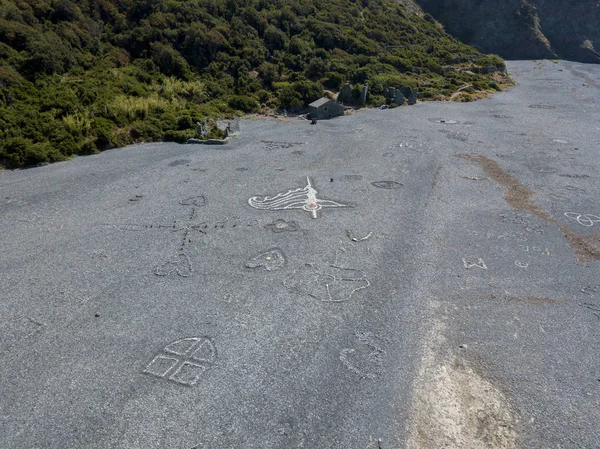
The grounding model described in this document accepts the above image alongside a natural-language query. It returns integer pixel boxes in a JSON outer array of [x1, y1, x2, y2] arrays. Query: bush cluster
[[0, 0, 505, 168]]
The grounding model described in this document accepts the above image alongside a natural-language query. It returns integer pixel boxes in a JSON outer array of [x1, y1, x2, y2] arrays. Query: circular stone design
[[429, 118, 458, 124]]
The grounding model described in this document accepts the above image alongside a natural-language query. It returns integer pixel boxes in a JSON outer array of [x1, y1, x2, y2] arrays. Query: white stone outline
[[346, 230, 373, 242], [143, 337, 216, 386], [462, 257, 488, 270], [564, 212, 600, 227], [248, 177, 350, 219], [143, 355, 180, 377], [169, 362, 207, 386], [246, 248, 286, 271]]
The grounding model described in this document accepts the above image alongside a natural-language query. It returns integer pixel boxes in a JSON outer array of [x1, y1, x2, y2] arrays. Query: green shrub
[[164, 129, 192, 143], [293, 80, 323, 105], [129, 121, 161, 140], [276, 86, 303, 110], [368, 94, 386, 107], [90, 117, 116, 149], [227, 95, 260, 113], [323, 71, 344, 90], [0, 137, 60, 167], [476, 54, 505, 67], [150, 42, 191, 79], [206, 125, 225, 139], [255, 89, 270, 104], [176, 114, 194, 130]]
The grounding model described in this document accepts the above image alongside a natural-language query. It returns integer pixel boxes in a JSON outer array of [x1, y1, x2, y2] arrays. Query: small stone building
[[308, 97, 344, 120]]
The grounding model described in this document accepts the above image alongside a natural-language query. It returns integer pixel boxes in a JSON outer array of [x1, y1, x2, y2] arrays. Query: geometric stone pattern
[[144, 337, 216, 386]]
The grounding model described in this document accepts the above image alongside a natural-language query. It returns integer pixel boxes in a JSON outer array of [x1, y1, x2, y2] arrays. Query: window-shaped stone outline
[[144, 337, 216, 386]]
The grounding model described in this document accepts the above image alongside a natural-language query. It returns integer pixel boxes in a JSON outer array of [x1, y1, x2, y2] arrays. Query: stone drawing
[[169, 159, 191, 167], [429, 118, 458, 124], [517, 245, 550, 255], [514, 261, 529, 268], [246, 248, 286, 271], [345, 230, 373, 242], [284, 263, 370, 302], [248, 177, 350, 219], [102, 195, 207, 276], [262, 140, 305, 151], [180, 196, 207, 207], [102, 216, 256, 237], [564, 186, 587, 194], [528, 104, 556, 109], [444, 131, 469, 141], [581, 285, 600, 296], [462, 257, 488, 270], [144, 337, 216, 386], [100, 223, 148, 231], [528, 164, 556, 174], [154, 253, 192, 277], [264, 218, 299, 233], [497, 231, 528, 242], [499, 211, 545, 234], [371, 181, 403, 189], [564, 212, 600, 227], [339, 331, 384, 379]]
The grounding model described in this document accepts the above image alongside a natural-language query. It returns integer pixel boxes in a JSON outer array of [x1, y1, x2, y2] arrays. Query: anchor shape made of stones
[[248, 177, 350, 219]]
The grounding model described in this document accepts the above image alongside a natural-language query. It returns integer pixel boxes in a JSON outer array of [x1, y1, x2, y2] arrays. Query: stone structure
[[360, 83, 369, 106], [193, 118, 240, 143], [384, 87, 406, 105], [408, 88, 418, 105], [224, 118, 241, 138], [190, 118, 241, 145], [309, 97, 345, 120], [400, 86, 412, 98], [196, 120, 209, 138], [395, 90, 406, 105], [338, 83, 352, 103]]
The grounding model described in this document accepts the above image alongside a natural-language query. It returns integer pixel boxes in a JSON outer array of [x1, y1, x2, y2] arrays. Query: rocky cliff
[[413, 0, 600, 63]]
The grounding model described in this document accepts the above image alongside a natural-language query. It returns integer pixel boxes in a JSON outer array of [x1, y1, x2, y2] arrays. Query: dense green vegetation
[[0, 0, 505, 168]]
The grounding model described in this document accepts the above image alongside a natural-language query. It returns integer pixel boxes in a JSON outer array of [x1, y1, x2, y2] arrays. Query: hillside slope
[[1, 0, 506, 168], [414, 0, 600, 63]]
